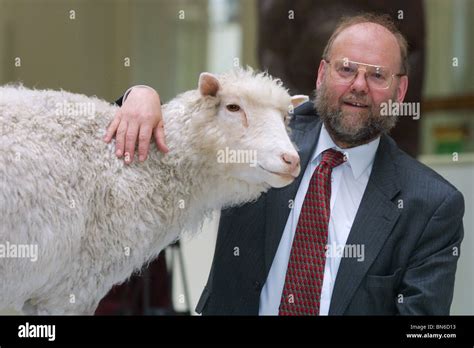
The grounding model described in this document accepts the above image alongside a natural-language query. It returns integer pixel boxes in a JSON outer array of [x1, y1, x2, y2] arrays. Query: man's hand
[[104, 86, 169, 164]]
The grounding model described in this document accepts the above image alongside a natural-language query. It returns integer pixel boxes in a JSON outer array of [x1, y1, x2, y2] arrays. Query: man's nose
[[350, 71, 369, 94]]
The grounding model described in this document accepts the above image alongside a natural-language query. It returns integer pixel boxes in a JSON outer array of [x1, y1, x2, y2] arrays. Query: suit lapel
[[328, 135, 401, 315], [263, 103, 322, 274]]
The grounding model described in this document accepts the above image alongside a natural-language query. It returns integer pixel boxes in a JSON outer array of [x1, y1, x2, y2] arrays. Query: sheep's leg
[[32, 303, 94, 315], [21, 299, 39, 315], [19, 294, 90, 315], [30, 291, 103, 315]]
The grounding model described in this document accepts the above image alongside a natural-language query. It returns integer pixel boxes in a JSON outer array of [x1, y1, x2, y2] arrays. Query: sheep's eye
[[226, 104, 240, 112]]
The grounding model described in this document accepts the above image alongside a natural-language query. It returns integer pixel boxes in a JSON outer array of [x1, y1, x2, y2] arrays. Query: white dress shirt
[[259, 125, 380, 315]]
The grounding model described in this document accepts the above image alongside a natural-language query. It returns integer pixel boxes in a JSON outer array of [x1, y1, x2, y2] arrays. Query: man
[[104, 14, 464, 315]]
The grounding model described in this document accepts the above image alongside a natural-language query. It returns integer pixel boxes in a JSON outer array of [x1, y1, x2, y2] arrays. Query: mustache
[[341, 95, 371, 106]]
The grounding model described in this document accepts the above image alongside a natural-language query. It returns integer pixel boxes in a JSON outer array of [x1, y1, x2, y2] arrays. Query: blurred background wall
[[0, 0, 472, 315]]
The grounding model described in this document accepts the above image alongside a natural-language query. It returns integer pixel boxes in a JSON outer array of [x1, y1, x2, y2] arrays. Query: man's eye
[[226, 104, 241, 112], [372, 72, 385, 80], [338, 66, 355, 74]]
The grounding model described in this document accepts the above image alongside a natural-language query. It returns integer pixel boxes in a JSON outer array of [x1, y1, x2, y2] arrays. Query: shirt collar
[[312, 124, 380, 180]]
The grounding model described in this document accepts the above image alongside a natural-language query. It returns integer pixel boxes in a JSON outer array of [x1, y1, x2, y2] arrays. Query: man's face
[[315, 23, 408, 147]]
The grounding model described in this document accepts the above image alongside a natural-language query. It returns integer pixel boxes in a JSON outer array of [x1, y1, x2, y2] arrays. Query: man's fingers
[[138, 125, 153, 162], [104, 112, 121, 143], [154, 120, 169, 153], [124, 122, 139, 164], [115, 120, 128, 158]]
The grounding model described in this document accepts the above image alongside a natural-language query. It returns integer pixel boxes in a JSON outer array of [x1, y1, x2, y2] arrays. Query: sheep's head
[[197, 68, 301, 188]]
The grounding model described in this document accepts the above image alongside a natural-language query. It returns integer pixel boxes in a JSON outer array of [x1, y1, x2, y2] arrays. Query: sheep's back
[[0, 85, 117, 218]]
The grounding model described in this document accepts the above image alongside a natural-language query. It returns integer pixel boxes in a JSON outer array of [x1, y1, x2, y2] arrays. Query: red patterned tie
[[279, 148, 345, 315]]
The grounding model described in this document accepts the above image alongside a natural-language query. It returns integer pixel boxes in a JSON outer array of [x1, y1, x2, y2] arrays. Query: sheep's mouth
[[258, 164, 297, 180]]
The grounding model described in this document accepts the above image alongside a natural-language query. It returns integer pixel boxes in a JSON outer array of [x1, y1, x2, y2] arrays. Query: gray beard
[[314, 83, 397, 147]]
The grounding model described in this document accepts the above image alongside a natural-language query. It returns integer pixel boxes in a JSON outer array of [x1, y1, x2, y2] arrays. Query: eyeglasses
[[324, 58, 406, 90]]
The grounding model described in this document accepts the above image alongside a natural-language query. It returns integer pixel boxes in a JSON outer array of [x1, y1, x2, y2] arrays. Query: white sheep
[[0, 68, 301, 314]]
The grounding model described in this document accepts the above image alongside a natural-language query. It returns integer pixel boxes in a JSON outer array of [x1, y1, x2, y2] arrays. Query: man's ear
[[396, 75, 409, 103], [316, 60, 326, 90], [199, 72, 220, 97], [291, 95, 309, 108]]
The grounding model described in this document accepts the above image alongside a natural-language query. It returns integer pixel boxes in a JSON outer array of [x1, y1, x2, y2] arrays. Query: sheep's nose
[[281, 152, 300, 176]]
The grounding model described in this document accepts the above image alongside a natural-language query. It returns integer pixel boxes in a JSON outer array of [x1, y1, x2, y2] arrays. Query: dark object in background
[[257, 0, 425, 156], [95, 251, 174, 315]]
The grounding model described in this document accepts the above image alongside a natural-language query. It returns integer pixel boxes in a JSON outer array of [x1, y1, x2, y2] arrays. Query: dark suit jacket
[[195, 101, 464, 315]]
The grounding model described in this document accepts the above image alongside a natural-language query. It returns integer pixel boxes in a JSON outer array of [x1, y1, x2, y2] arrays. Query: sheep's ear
[[199, 72, 220, 97]]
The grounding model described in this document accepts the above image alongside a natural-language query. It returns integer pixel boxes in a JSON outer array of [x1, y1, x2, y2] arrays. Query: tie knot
[[321, 149, 345, 169]]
